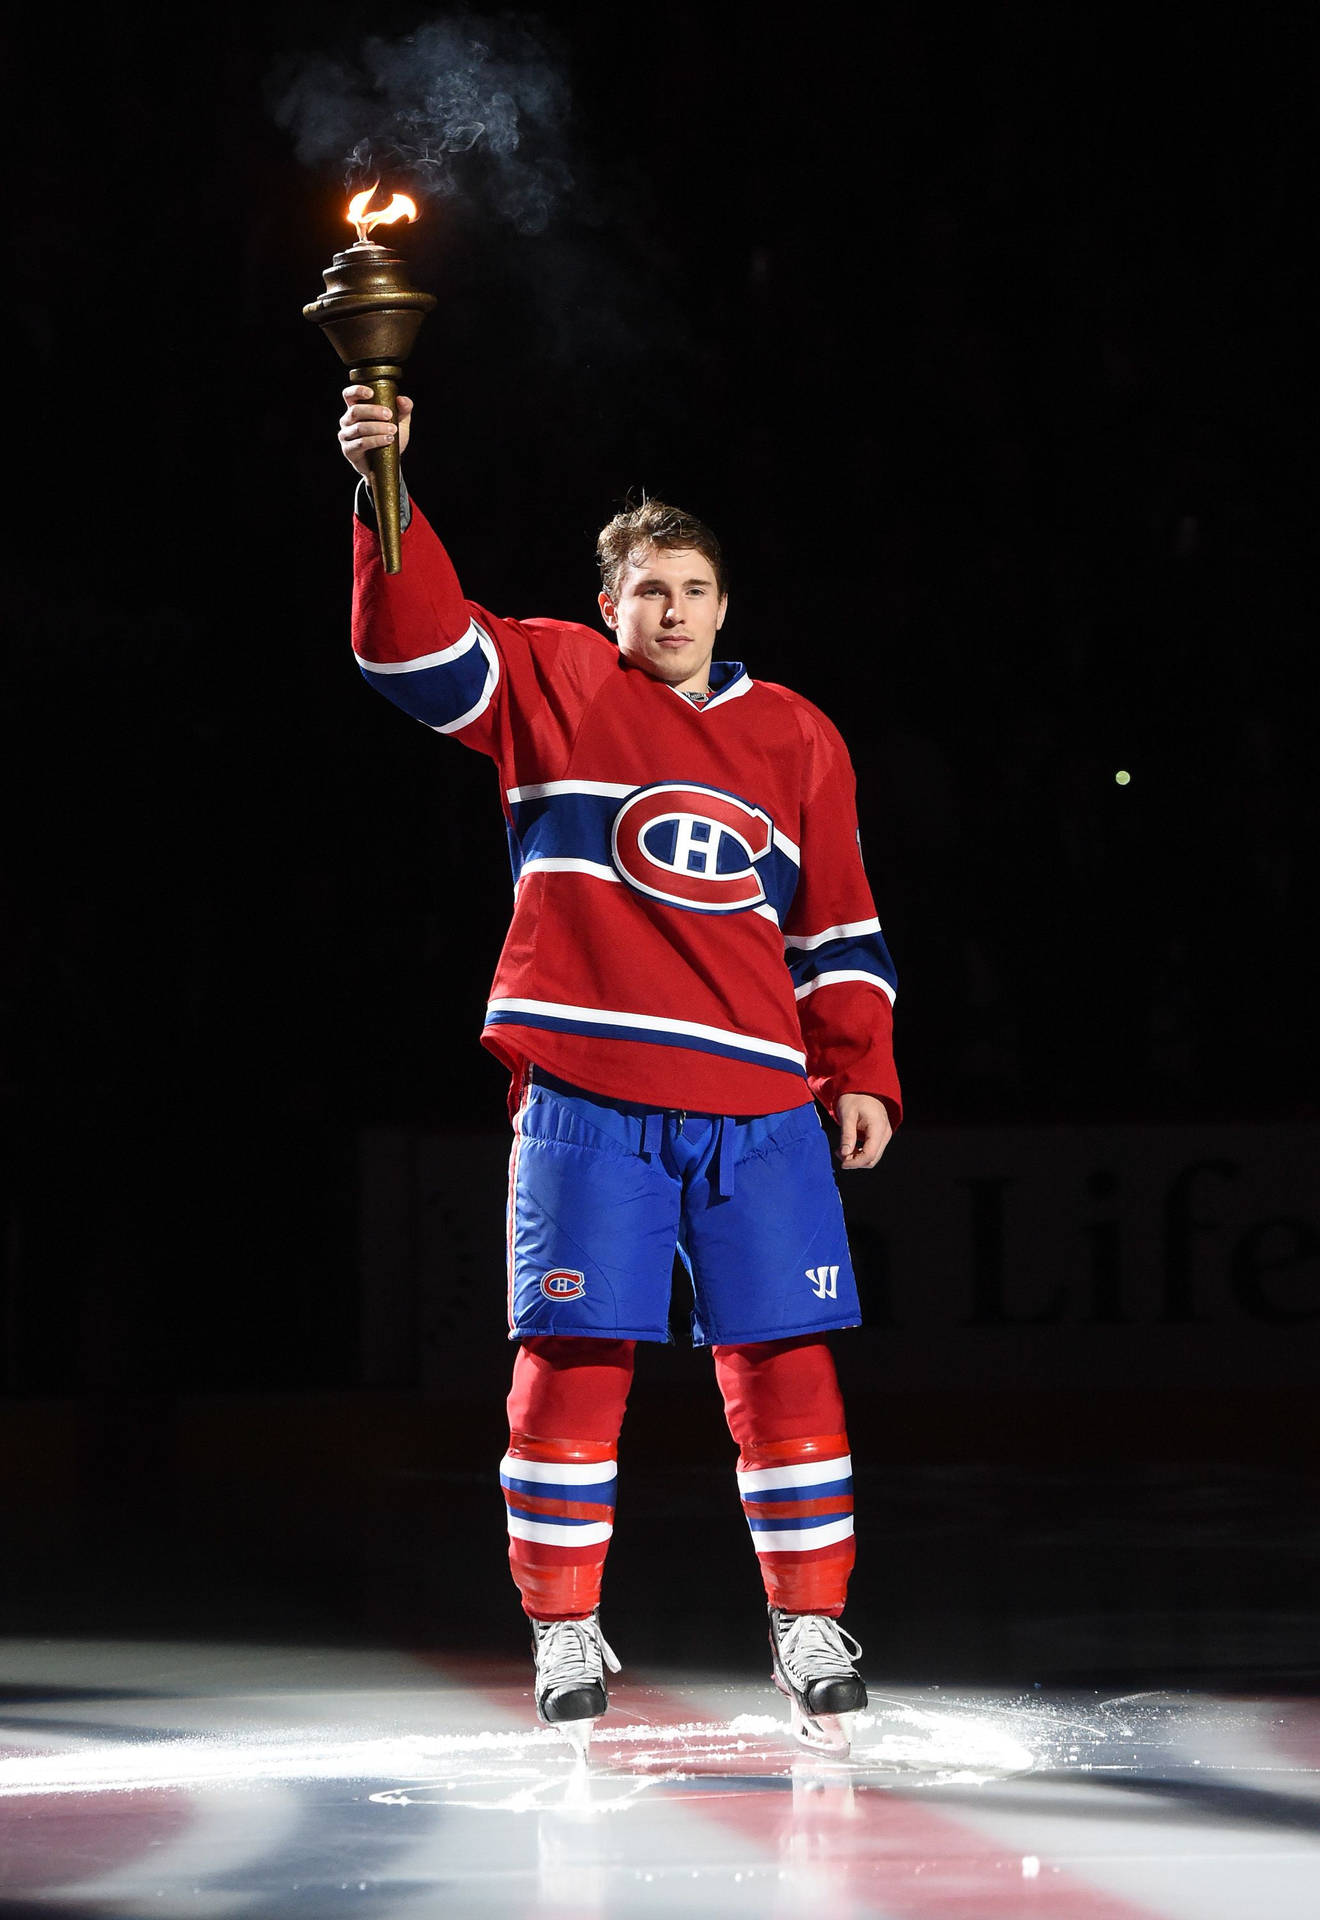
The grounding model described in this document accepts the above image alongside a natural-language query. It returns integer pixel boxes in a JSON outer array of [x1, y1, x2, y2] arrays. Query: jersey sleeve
[[350, 497, 611, 768], [782, 702, 903, 1125]]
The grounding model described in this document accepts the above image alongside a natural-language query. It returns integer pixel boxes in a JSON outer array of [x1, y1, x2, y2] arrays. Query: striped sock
[[735, 1434, 855, 1616], [501, 1433, 618, 1620]]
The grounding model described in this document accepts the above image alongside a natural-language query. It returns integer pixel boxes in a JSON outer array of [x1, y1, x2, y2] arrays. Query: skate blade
[[558, 1716, 598, 1764], [788, 1695, 857, 1758]]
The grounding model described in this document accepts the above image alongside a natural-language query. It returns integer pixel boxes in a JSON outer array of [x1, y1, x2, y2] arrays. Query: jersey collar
[[667, 660, 753, 714]]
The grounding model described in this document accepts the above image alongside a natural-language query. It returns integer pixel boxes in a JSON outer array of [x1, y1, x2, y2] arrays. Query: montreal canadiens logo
[[610, 782, 775, 913], [540, 1268, 586, 1300]]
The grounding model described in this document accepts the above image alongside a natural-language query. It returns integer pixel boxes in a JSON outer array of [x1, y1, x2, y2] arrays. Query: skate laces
[[534, 1615, 621, 1690], [773, 1610, 862, 1684]]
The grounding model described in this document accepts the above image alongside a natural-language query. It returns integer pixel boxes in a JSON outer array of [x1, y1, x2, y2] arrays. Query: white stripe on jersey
[[785, 917, 883, 952], [358, 618, 483, 674], [485, 996, 808, 1068], [516, 858, 621, 886], [506, 778, 636, 804], [512, 861, 781, 923], [795, 969, 896, 1005]]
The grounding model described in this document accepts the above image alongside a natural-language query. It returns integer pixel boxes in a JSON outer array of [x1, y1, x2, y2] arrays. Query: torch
[[303, 189, 436, 574]]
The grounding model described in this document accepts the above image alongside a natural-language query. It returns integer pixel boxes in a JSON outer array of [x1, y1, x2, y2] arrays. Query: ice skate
[[768, 1606, 866, 1757], [531, 1611, 621, 1759]]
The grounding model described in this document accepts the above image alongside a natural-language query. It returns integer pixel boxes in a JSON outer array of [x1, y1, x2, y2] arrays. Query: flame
[[347, 186, 419, 244]]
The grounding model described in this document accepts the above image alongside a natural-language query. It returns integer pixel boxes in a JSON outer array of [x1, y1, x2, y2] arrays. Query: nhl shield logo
[[611, 782, 775, 913], [540, 1268, 586, 1301]]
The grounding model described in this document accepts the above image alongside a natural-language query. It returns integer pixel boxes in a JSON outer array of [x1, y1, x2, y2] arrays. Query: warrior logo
[[540, 1268, 586, 1301], [611, 782, 775, 914], [806, 1265, 840, 1299]]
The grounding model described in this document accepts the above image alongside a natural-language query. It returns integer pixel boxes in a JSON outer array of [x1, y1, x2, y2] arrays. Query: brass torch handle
[[361, 371, 402, 575]]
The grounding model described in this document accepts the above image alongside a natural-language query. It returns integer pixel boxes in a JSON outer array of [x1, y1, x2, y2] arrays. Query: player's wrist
[[355, 474, 412, 530]]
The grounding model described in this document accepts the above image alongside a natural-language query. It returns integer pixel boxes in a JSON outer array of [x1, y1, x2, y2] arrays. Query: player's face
[[599, 546, 728, 693]]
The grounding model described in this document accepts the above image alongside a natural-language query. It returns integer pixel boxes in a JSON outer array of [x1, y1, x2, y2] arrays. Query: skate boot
[[530, 1611, 621, 1760], [768, 1606, 867, 1757]]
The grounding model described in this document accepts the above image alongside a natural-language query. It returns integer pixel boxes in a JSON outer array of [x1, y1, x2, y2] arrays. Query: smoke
[[271, 12, 693, 367], [269, 15, 573, 236]]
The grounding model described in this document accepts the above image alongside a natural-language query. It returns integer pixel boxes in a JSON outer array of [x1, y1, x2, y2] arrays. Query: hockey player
[[338, 386, 901, 1757]]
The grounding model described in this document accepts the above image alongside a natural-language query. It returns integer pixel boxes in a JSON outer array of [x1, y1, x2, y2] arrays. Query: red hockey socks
[[713, 1337, 855, 1617], [503, 1334, 854, 1618], [502, 1336, 635, 1621]]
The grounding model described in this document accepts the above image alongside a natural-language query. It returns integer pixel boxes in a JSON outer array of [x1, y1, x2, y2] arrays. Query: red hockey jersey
[[352, 504, 901, 1122]]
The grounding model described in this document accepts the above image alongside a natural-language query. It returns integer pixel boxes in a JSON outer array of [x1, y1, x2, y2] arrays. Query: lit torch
[[303, 186, 436, 574]]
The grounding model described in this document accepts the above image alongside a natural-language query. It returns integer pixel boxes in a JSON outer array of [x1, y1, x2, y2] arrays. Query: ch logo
[[611, 782, 775, 914], [807, 1265, 839, 1299], [540, 1269, 586, 1300]]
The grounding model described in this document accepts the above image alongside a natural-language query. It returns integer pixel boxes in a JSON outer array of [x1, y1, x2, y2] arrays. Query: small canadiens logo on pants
[[540, 1269, 586, 1301]]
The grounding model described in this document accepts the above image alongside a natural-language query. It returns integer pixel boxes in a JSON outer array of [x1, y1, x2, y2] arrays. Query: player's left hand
[[835, 1093, 893, 1170]]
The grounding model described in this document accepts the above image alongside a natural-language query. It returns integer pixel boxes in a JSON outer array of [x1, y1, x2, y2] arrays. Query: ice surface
[[4, 1641, 1320, 1919]]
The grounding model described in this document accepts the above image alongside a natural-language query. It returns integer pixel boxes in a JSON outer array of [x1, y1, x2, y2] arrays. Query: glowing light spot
[[347, 186, 420, 243], [1115, 770, 1131, 786]]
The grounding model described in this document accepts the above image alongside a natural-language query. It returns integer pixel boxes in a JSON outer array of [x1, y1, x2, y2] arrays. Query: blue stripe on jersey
[[358, 633, 492, 731], [785, 928, 898, 996], [746, 1510, 850, 1534], [505, 1505, 608, 1529], [508, 790, 620, 883], [741, 1476, 854, 1505], [500, 1472, 617, 1507], [507, 789, 800, 924], [761, 844, 801, 925], [484, 1005, 807, 1077]]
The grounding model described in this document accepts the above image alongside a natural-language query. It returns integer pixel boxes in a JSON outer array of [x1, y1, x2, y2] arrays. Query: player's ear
[[716, 593, 729, 630], [599, 589, 619, 630]]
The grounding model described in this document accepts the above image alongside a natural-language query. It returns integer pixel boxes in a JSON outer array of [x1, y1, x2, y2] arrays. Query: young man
[[338, 386, 901, 1756]]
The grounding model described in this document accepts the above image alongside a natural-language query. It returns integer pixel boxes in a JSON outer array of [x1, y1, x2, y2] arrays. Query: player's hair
[[596, 497, 727, 601]]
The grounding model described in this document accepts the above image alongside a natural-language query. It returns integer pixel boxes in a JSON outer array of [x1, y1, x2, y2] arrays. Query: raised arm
[[337, 387, 615, 772]]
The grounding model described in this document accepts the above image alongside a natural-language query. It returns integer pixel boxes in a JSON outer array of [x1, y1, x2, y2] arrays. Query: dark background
[[3, 3, 1315, 1663]]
